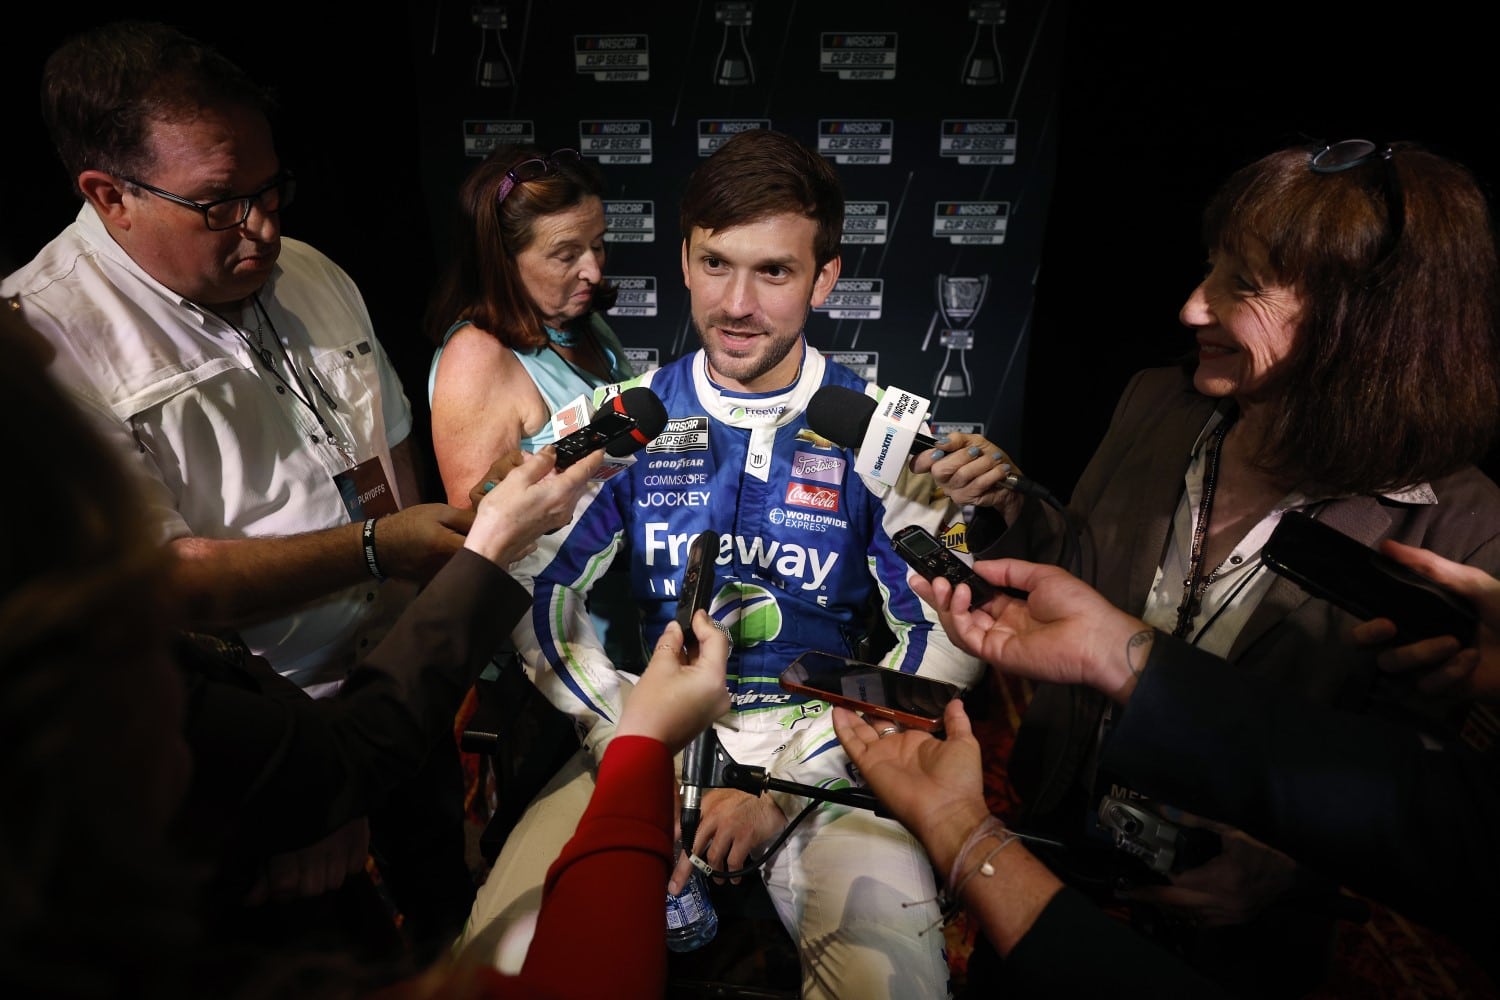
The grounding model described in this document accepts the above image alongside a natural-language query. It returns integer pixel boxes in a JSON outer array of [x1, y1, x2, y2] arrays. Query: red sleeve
[[513, 735, 674, 999]]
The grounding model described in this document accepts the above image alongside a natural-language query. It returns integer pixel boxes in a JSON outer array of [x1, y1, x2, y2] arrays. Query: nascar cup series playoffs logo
[[710, 582, 783, 648]]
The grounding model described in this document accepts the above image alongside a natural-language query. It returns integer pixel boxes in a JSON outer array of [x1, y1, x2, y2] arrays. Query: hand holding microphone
[[553, 385, 669, 470], [539, 385, 669, 535], [463, 447, 604, 567], [911, 430, 1029, 521], [617, 614, 732, 753], [805, 384, 1056, 513], [671, 530, 723, 851]]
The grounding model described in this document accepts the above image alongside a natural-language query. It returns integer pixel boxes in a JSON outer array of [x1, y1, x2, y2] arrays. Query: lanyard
[[207, 295, 353, 466], [1171, 416, 1234, 639]]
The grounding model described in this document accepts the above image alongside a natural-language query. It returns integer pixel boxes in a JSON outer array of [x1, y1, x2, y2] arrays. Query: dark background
[[5, 1, 1496, 497]]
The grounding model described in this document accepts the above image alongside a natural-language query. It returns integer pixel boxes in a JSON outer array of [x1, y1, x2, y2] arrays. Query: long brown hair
[[1202, 142, 1500, 493], [423, 145, 618, 351]]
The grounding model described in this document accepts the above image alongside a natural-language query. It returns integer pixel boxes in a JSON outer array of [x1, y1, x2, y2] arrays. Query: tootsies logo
[[785, 483, 840, 512], [791, 451, 845, 485]]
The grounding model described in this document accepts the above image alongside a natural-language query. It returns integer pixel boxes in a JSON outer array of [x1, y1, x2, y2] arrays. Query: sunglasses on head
[[497, 148, 585, 203], [1309, 139, 1404, 259]]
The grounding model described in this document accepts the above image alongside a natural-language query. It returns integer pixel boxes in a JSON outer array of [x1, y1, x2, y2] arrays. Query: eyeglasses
[[1309, 139, 1404, 253], [122, 171, 296, 231], [496, 149, 584, 204]]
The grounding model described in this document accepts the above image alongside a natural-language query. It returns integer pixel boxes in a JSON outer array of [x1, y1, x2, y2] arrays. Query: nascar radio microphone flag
[[820, 385, 931, 486]]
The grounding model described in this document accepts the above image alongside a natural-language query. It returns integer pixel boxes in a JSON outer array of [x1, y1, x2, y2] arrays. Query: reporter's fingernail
[[482, 480, 497, 493], [935, 434, 950, 446], [967, 445, 982, 458], [991, 451, 1005, 462], [930, 449, 945, 460]]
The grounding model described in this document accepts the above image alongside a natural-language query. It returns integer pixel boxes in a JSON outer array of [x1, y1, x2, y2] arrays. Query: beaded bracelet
[[362, 517, 386, 582]]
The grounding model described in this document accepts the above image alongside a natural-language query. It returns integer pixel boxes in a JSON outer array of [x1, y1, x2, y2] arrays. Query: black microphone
[[553, 385, 668, 469], [805, 384, 1055, 501], [679, 726, 720, 853]]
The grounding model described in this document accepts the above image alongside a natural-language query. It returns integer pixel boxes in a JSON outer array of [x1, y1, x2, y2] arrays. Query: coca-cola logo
[[785, 483, 840, 512]]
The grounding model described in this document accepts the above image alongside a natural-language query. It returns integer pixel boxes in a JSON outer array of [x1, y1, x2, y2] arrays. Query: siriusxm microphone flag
[[855, 386, 930, 486]]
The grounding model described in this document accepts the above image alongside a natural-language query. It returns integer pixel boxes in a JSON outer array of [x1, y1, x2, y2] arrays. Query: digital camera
[[1096, 795, 1217, 875]]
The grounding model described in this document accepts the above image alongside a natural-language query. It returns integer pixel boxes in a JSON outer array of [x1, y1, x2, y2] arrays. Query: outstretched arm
[[1351, 538, 1500, 700], [168, 502, 474, 628], [831, 701, 1225, 992]]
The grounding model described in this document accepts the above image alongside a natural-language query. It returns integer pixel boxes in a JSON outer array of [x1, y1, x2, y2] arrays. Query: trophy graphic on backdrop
[[922, 275, 989, 400], [472, 4, 515, 88], [714, 2, 755, 86], [962, 1, 1005, 86]]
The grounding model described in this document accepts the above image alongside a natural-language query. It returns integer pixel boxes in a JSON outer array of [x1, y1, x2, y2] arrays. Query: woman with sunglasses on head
[[423, 144, 638, 899], [425, 144, 634, 508], [911, 139, 1500, 995]]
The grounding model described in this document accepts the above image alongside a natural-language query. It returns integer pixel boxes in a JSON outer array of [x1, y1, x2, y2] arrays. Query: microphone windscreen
[[605, 385, 669, 456], [806, 385, 877, 449]]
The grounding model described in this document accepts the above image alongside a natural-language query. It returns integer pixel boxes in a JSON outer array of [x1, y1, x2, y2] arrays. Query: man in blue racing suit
[[460, 129, 984, 1000]]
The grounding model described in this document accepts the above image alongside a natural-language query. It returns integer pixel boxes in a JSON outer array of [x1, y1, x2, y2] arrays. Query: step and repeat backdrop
[[410, 0, 1062, 442]]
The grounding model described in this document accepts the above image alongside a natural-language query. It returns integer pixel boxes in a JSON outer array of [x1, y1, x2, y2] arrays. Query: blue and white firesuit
[[469, 345, 982, 999]]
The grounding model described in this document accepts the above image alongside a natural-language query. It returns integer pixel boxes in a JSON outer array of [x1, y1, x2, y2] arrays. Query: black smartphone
[[676, 529, 721, 655], [779, 650, 959, 732], [892, 524, 1022, 610], [1262, 511, 1477, 644]]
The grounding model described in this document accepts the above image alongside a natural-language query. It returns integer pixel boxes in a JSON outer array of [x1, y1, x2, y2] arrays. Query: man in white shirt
[[1, 19, 475, 959]]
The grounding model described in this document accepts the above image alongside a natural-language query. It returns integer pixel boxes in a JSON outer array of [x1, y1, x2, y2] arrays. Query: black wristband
[[362, 517, 385, 581]]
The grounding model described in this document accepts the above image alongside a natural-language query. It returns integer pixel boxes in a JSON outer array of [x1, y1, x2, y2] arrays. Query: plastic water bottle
[[665, 862, 719, 952]]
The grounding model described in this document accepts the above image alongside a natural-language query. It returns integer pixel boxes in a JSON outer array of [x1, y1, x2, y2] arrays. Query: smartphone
[[779, 650, 960, 732], [1262, 511, 1477, 644], [676, 529, 721, 655], [892, 523, 1022, 610]]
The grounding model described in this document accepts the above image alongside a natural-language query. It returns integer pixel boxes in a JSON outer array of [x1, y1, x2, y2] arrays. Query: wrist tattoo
[[1125, 629, 1154, 678]]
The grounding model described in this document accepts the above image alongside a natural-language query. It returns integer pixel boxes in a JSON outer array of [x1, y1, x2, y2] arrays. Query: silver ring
[[708, 618, 734, 650], [878, 726, 900, 737]]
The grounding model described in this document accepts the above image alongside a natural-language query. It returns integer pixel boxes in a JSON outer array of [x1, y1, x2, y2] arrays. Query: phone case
[[779, 651, 958, 732], [676, 529, 721, 653], [1262, 511, 1477, 643]]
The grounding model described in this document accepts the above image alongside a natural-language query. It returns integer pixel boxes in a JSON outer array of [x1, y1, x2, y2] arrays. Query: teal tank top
[[427, 314, 634, 451]]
